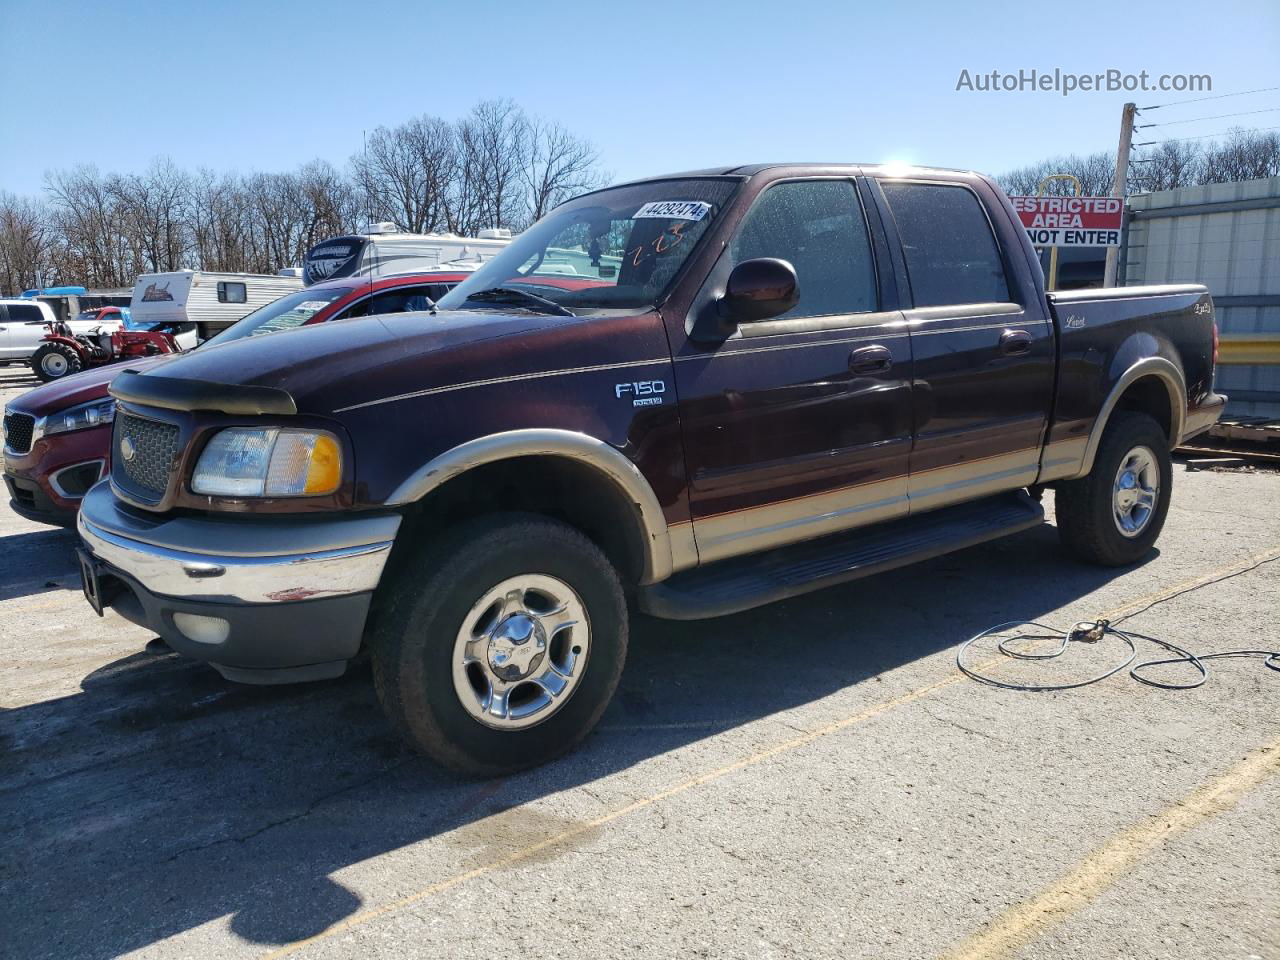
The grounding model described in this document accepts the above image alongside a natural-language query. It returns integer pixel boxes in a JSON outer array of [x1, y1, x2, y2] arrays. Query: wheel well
[[394, 455, 649, 585], [1113, 375, 1174, 443]]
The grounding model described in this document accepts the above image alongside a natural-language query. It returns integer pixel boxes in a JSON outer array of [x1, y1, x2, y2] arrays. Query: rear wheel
[[31, 343, 83, 382], [371, 514, 628, 775], [1054, 411, 1172, 566]]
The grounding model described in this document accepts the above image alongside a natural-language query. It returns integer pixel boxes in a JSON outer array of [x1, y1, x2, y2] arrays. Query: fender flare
[[386, 429, 675, 584], [1078, 356, 1186, 477]]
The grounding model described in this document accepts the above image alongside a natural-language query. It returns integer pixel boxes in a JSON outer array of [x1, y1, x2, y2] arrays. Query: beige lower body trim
[[686, 447, 1048, 567], [691, 477, 910, 565], [908, 448, 1041, 513], [667, 521, 700, 573], [1037, 437, 1089, 483]]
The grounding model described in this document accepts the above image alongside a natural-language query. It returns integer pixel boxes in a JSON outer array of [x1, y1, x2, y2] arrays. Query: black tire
[[370, 513, 628, 776], [31, 342, 83, 382], [1054, 411, 1173, 566]]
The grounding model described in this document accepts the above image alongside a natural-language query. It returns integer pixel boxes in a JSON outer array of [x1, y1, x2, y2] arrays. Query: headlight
[[191, 428, 342, 497], [44, 398, 116, 437]]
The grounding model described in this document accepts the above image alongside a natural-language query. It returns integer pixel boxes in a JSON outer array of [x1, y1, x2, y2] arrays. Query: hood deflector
[[109, 370, 297, 416]]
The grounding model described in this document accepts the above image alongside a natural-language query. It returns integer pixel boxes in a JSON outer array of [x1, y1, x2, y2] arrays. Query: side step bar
[[638, 492, 1045, 620]]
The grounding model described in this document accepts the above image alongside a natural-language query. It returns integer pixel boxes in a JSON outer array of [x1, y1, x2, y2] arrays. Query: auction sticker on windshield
[[633, 201, 712, 221]]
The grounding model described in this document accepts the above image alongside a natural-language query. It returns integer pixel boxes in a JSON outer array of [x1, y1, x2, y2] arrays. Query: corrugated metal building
[[1122, 176, 1280, 417]]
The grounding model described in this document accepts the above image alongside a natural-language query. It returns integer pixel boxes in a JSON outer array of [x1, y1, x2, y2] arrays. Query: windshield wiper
[[463, 286, 575, 316]]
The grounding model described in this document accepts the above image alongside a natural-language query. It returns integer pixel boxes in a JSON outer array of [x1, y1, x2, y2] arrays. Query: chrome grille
[[113, 413, 180, 499], [3, 411, 36, 454]]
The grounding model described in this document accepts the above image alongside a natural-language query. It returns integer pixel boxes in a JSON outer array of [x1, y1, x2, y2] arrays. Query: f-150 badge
[[616, 380, 666, 406]]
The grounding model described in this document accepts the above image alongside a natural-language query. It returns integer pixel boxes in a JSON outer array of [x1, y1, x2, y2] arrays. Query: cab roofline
[[600, 162, 984, 192]]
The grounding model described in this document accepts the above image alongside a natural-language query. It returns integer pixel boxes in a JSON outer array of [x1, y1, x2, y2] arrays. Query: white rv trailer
[[129, 270, 302, 340], [302, 224, 513, 285]]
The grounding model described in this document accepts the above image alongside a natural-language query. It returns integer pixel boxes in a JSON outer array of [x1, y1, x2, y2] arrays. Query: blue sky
[[2, 0, 1277, 197]]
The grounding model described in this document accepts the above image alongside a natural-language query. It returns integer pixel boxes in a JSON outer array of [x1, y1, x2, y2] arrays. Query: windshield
[[202, 286, 354, 347], [435, 178, 740, 313]]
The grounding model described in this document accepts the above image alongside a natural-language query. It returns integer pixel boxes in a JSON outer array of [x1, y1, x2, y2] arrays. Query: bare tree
[[0, 192, 54, 291], [45, 165, 134, 287], [112, 159, 191, 273], [996, 152, 1116, 197], [1131, 140, 1204, 192], [999, 129, 1280, 198], [1200, 128, 1280, 182], [352, 116, 456, 233], [522, 119, 606, 224], [454, 99, 529, 233], [3, 98, 610, 295]]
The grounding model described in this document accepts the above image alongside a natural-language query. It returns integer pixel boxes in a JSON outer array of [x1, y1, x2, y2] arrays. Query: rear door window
[[880, 183, 1011, 307], [7, 303, 44, 323]]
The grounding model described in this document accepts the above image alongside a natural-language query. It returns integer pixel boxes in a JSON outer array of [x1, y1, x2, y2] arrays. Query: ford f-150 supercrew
[[74, 163, 1225, 774]]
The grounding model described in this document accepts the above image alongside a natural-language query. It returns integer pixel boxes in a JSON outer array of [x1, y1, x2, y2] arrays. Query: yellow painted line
[[262, 675, 961, 960], [260, 546, 1280, 958], [1102, 544, 1280, 623], [937, 733, 1280, 960]]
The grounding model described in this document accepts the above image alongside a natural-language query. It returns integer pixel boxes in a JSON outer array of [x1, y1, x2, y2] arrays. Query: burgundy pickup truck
[[73, 164, 1224, 774]]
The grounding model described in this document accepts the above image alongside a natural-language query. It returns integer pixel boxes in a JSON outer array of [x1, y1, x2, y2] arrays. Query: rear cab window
[[880, 182, 1012, 307]]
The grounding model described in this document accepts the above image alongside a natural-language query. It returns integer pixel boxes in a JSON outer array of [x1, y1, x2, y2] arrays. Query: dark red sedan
[[3, 272, 466, 525]]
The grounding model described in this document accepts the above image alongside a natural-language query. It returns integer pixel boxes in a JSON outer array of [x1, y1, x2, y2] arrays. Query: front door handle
[[999, 329, 1034, 356], [849, 344, 893, 373]]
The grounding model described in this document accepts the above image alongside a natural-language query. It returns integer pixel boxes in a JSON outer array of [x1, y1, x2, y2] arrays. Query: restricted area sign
[[1009, 195, 1122, 247]]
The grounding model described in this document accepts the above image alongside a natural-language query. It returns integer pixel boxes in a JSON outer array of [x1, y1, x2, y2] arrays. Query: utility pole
[[1103, 101, 1137, 287]]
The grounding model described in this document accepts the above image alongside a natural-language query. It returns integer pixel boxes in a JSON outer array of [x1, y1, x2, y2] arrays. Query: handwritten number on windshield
[[629, 222, 689, 268]]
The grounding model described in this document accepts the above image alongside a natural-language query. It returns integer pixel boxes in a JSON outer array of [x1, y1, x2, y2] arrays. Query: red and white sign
[[1009, 195, 1123, 247]]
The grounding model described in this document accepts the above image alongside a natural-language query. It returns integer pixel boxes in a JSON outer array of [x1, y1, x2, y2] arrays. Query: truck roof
[[612, 162, 981, 186]]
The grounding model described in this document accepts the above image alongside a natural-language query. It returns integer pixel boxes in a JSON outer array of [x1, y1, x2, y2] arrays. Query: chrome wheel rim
[[452, 574, 589, 730], [1112, 445, 1160, 538], [43, 353, 68, 376]]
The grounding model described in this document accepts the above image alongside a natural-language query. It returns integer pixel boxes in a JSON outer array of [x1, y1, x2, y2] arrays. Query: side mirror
[[718, 258, 799, 324]]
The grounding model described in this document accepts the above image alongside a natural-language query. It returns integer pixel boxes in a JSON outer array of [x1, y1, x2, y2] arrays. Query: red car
[[3, 272, 465, 525]]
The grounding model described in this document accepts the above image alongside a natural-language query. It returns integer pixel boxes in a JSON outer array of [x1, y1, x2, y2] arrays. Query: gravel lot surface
[[2, 363, 1277, 960]]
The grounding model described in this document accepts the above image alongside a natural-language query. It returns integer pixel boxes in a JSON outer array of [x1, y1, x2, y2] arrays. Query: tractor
[[30, 308, 191, 382]]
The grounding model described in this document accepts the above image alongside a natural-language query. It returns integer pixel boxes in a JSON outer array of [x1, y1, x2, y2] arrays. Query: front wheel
[[371, 514, 628, 775], [1054, 411, 1173, 566], [31, 342, 83, 382]]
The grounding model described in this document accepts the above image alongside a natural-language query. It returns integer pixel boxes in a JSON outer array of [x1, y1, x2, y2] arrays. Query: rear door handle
[[849, 344, 893, 373], [999, 329, 1033, 356]]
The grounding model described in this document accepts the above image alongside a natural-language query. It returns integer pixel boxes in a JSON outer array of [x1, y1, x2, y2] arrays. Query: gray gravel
[[1, 365, 1277, 960]]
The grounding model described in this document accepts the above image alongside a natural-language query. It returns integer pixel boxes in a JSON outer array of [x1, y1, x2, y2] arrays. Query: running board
[[638, 492, 1045, 620]]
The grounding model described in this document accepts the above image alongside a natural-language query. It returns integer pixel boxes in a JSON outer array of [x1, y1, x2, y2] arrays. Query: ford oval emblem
[[120, 435, 137, 462]]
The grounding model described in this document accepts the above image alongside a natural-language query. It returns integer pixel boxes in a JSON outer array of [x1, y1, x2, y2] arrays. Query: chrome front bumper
[[76, 481, 400, 604]]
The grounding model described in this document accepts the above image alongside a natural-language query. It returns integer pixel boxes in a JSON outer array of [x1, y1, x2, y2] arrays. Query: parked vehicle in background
[[303, 224, 513, 285], [30, 310, 191, 383], [0, 299, 125, 365], [72, 164, 1225, 774], [129, 270, 303, 341], [19, 286, 133, 325], [4, 272, 466, 525]]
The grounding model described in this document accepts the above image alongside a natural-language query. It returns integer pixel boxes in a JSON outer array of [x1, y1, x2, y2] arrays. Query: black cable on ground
[[956, 619, 1280, 692], [956, 556, 1280, 692]]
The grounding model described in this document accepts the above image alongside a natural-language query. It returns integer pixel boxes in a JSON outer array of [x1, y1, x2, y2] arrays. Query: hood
[[126, 310, 580, 416], [7, 355, 175, 417]]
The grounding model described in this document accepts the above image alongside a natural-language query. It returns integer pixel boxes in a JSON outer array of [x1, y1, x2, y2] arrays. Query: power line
[[1134, 125, 1280, 147], [1141, 85, 1280, 111], [1138, 106, 1280, 128]]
